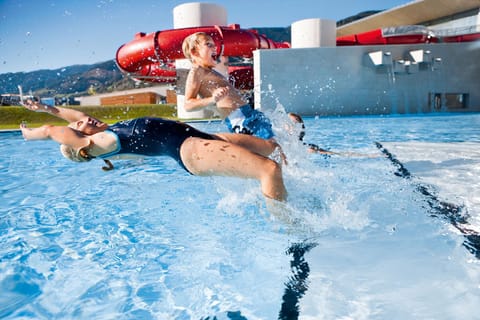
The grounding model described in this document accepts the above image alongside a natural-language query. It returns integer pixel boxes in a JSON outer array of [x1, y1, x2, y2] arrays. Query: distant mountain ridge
[[0, 60, 146, 99]]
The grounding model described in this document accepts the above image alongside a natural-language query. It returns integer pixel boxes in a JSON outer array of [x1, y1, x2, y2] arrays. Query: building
[[337, 0, 480, 37], [254, 0, 480, 115], [75, 85, 175, 106]]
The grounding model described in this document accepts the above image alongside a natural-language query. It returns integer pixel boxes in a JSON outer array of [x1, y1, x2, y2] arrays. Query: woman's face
[[73, 116, 108, 135]]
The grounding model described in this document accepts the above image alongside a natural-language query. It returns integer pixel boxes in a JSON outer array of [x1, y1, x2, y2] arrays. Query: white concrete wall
[[254, 42, 480, 115]]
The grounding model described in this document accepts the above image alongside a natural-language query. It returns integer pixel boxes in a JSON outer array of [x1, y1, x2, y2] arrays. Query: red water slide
[[116, 24, 290, 85]]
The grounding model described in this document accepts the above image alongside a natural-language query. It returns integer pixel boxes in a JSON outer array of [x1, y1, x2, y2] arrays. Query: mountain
[[337, 10, 382, 26], [0, 60, 153, 99], [253, 27, 291, 43]]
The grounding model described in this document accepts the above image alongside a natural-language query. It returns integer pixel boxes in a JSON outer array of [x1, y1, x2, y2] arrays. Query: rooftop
[[337, 0, 480, 36]]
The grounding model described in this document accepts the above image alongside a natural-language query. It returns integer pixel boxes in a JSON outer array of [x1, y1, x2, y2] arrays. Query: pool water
[[1, 113, 480, 319]]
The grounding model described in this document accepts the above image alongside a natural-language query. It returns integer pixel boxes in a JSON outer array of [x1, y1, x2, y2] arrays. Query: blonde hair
[[60, 144, 114, 171], [60, 144, 92, 162], [182, 32, 212, 61]]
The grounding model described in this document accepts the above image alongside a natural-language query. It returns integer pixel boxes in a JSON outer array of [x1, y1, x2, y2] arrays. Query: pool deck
[[380, 141, 480, 229]]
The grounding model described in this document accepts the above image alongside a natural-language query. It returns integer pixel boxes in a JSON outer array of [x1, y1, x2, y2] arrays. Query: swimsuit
[[100, 117, 216, 172], [224, 105, 274, 139]]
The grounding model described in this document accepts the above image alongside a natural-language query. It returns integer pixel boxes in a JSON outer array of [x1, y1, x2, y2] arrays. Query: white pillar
[[173, 2, 227, 28], [291, 18, 336, 48], [173, 2, 228, 120]]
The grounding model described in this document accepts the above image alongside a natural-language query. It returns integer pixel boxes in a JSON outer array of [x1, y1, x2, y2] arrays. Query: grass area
[[0, 104, 179, 130]]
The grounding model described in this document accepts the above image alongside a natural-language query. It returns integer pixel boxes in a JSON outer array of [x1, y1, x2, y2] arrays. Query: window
[[445, 93, 468, 109]]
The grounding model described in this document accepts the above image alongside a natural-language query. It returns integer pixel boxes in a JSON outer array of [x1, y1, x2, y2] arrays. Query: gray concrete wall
[[253, 42, 480, 116]]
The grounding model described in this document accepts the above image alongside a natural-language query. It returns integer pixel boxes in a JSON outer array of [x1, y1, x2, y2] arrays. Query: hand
[[21, 99, 51, 113], [19, 121, 30, 139], [212, 87, 229, 102], [278, 146, 288, 166], [271, 141, 288, 166]]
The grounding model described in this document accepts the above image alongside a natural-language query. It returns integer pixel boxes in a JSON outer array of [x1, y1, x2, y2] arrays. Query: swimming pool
[[1, 113, 479, 319]]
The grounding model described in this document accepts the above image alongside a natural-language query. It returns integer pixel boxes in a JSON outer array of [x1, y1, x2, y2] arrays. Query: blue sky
[[0, 0, 410, 74]]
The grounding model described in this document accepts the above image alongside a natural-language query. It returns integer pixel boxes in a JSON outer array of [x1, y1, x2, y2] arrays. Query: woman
[[19, 100, 287, 201]]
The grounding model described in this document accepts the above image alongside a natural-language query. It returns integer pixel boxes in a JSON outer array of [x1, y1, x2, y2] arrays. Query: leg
[[180, 137, 287, 201], [215, 133, 280, 158]]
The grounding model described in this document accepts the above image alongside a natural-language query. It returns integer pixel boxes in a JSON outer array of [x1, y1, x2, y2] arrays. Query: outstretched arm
[[21, 99, 102, 124], [20, 123, 90, 149], [308, 143, 380, 158], [307, 143, 336, 155]]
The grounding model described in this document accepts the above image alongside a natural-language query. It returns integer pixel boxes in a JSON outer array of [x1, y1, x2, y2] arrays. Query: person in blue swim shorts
[[182, 32, 274, 140]]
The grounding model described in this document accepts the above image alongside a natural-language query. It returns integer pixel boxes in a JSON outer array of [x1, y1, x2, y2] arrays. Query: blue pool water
[[1, 113, 480, 319]]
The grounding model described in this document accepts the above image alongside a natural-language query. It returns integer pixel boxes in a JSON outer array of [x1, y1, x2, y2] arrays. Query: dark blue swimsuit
[[100, 117, 216, 172]]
